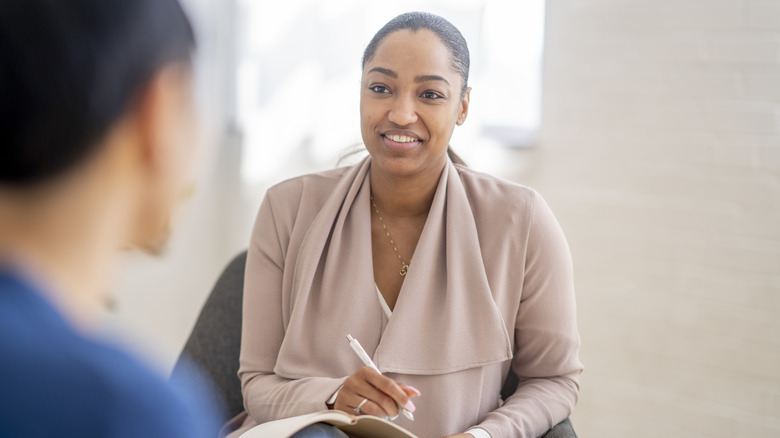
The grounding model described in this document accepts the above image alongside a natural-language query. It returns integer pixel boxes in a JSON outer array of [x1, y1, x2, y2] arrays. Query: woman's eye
[[421, 91, 443, 100], [369, 85, 390, 94]]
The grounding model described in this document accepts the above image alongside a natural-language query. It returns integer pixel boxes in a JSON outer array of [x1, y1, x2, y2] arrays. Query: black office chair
[[171, 250, 577, 438], [171, 251, 247, 420]]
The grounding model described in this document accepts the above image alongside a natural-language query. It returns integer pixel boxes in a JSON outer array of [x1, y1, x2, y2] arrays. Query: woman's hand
[[333, 366, 421, 418]]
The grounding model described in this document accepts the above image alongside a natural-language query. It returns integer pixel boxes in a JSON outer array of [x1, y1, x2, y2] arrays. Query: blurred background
[[108, 0, 780, 437]]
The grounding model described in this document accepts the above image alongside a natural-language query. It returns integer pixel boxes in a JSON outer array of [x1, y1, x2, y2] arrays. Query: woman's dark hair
[[361, 12, 469, 166], [0, 0, 196, 186], [362, 12, 470, 98]]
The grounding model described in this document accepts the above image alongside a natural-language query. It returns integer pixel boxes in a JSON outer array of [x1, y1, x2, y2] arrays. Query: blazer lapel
[[274, 157, 512, 379], [276, 158, 382, 378], [374, 160, 513, 375]]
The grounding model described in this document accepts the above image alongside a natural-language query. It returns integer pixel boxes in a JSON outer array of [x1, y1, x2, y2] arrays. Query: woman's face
[[360, 29, 469, 178]]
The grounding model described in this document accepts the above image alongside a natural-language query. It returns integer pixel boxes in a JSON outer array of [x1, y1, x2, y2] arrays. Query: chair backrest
[[170, 250, 248, 420]]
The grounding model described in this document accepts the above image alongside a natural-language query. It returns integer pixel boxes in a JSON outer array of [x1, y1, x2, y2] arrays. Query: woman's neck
[[369, 158, 447, 219]]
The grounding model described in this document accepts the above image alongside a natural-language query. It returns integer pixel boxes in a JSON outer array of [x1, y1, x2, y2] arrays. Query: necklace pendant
[[400, 264, 409, 277]]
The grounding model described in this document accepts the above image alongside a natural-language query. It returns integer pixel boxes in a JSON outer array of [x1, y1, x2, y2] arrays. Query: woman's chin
[[369, 151, 447, 178], [369, 154, 415, 174]]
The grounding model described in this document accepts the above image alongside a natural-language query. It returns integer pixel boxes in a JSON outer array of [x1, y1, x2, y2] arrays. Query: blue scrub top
[[0, 269, 222, 437]]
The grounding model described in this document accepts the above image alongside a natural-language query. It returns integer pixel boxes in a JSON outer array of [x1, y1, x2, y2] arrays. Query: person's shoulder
[[261, 165, 355, 224], [54, 338, 216, 437], [0, 285, 216, 437], [455, 164, 540, 208], [83, 341, 219, 437], [266, 166, 351, 200]]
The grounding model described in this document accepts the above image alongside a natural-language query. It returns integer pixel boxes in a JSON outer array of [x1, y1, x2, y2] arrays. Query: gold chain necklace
[[370, 195, 410, 277]]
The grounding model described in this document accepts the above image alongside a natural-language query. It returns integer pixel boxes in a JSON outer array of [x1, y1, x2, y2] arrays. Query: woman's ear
[[456, 87, 471, 126]]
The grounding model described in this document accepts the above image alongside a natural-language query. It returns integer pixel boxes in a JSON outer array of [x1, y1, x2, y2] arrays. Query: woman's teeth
[[386, 134, 418, 143]]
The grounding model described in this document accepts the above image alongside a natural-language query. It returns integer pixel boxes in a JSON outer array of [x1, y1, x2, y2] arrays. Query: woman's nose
[[387, 95, 418, 126]]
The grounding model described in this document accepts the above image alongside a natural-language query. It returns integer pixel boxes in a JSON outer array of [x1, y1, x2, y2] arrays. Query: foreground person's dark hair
[[0, 0, 196, 185]]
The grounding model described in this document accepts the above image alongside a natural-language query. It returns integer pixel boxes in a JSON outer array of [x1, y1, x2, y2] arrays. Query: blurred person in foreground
[[0, 0, 221, 436]]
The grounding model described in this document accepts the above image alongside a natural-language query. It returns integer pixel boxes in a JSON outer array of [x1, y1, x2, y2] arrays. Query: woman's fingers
[[335, 391, 392, 418], [398, 382, 422, 397], [349, 381, 399, 417], [335, 366, 421, 418], [339, 390, 393, 418], [343, 368, 400, 417], [357, 367, 417, 413]]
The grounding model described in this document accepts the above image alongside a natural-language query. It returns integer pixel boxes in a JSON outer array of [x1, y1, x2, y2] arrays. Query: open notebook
[[238, 410, 419, 438]]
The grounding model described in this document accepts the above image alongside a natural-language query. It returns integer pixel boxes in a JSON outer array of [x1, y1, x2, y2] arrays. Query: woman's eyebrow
[[367, 67, 450, 86], [368, 67, 397, 78], [415, 74, 450, 85]]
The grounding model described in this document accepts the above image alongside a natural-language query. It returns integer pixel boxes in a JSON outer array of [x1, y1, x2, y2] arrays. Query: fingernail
[[407, 386, 421, 396], [404, 400, 416, 413]]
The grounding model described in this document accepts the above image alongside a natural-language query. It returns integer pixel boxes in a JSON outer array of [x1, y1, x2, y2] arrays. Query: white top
[[375, 284, 393, 320]]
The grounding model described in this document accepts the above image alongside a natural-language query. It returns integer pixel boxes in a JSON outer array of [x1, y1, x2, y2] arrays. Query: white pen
[[346, 334, 415, 421]]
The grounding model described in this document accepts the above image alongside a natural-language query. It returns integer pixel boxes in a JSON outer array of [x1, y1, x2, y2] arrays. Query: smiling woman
[[226, 12, 582, 438], [360, 28, 469, 181]]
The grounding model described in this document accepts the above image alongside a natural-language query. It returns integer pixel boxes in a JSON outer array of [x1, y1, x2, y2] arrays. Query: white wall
[[533, 0, 780, 436]]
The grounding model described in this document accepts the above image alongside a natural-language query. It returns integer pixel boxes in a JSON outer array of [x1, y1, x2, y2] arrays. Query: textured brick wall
[[531, 1, 780, 436]]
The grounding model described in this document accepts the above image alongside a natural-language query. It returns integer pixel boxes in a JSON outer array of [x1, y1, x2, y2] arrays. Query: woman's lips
[[382, 133, 421, 152]]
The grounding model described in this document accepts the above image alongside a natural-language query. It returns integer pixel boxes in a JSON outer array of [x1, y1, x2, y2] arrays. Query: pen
[[346, 334, 414, 421]]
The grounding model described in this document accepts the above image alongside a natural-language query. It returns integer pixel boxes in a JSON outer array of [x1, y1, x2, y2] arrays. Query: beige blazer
[[225, 157, 582, 438]]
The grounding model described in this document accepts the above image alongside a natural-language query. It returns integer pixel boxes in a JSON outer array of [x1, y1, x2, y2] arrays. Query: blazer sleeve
[[475, 191, 583, 438], [237, 191, 346, 423]]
